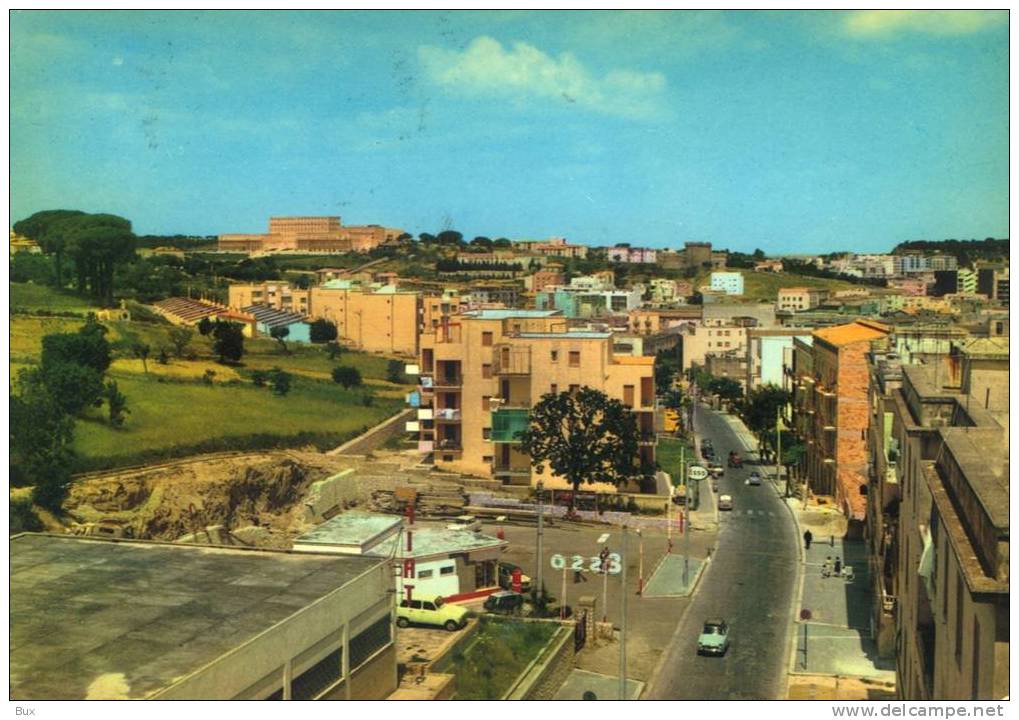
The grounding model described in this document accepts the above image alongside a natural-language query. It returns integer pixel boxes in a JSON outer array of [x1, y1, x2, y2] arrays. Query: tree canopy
[[309, 318, 338, 344], [13, 209, 87, 287], [519, 388, 646, 507], [211, 321, 245, 363]]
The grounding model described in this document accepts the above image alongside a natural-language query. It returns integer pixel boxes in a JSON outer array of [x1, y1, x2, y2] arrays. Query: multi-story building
[[228, 280, 422, 356], [887, 278, 930, 297], [777, 287, 829, 312], [792, 320, 891, 530], [415, 309, 655, 491], [745, 328, 814, 391], [524, 266, 566, 293], [680, 323, 748, 372], [607, 246, 657, 264], [709, 271, 744, 296], [513, 236, 588, 259], [878, 339, 1008, 700], [629, 307, 703, 335], [219, 216, 404, 254], [535, 286, 642, 318]]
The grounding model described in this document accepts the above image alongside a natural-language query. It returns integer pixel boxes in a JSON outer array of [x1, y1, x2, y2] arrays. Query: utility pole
[[536, 480, 544, 602], [619, 526, 628, 700], [683, 459, 690, 589]]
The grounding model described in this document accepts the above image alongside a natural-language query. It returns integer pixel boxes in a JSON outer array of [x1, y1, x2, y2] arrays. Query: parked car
[[396, 596, 469, 632], [697, 619, 730, 656], [497, 562, 532, 592], [748, 471, 762, 486], [484, 590, 525, 614], [717, 494, 733, 511]]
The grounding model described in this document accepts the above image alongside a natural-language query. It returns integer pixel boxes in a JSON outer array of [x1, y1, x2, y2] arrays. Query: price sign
[[550, 552, 622, 575], [688, 465, 709, 481]]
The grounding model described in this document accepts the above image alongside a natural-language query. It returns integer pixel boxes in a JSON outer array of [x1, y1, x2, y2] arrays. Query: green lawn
[[438, 618, 561, 700], [657, 436, 695, 485], [73, 371, 404, 470], [10, 282, 99, 313], [690, 270, 860, 302]]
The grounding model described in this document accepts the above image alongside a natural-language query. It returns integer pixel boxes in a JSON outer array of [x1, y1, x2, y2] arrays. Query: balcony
[[435, 439, 463, 452], [491, 408, 529, 443], [494, 345, 531, 375], [492, 463, 531, 478], [432, 374, 463, 389], [434, 408, 462, 422]]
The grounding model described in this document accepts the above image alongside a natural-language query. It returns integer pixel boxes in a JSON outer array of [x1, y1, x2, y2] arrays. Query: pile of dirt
[[63, 451, 357, 547]]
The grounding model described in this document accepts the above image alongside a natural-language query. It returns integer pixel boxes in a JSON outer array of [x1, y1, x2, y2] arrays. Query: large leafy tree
[[309, 318, 338, 344], [59, 213, 137, 305], [10, 370, 77, 511], [211, 321, 245, 364], [519, 388, 646, 509], [707, 376, 743, 404], [742, 385, 791, 438], [332, 366, 362, 388], [12, 209, 87, 288]]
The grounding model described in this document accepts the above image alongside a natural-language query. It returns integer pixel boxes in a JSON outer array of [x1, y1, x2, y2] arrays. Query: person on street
[[804, 529, 813, 550], [822, 556, 833, 578], [834, 557, 842, 577]]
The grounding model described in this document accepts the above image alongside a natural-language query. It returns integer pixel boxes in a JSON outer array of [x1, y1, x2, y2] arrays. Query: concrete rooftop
[[367, 524, 507, 561], [294, 511, 402, 551], [10, 534, 384, 700]]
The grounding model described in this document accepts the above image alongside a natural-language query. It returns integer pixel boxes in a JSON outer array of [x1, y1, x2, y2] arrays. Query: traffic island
[[642, 554, 706, 597], [553, 669, 644, 700]]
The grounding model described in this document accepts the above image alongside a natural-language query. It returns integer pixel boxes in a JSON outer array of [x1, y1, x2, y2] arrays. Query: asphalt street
[[646, 404, 800, 700]]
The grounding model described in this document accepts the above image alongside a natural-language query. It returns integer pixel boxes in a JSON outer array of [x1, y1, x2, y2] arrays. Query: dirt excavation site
[[56, 445, 471, 548]]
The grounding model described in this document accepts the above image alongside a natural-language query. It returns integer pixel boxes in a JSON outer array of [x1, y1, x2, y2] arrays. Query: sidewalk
[[786, 499, 897, 692]]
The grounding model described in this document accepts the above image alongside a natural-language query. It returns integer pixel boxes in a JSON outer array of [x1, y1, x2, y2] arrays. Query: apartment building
[[524, 266, 566, 293], [873, 339, 1008, 700], [416, 309, 656, 492], [535, 286, 642, 318], [680, 323, 748, 372], [228, 281, 421, 356], [745, 328, 813, 391], [709, 271, 744, 296], [219, 216, 404, 254], [513, 236, 588, 259], [777, 287, 828, 312], [607, 246, 657, 264], [629, 307, 703, 335], [792, 320, 891, 530]]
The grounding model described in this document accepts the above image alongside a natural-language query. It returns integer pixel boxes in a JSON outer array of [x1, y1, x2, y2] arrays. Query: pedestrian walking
[[834, 557, 842, 577], [573, 569, 587, 583], [822, 556, 833, 578], [803, 529, 813, 550], [829, 534, 835, 547]]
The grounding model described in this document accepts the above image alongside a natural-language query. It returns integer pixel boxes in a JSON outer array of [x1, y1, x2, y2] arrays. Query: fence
[[468, 493, 682, 532]]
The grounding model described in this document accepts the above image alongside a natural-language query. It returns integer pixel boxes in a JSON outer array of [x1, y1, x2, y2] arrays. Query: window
[[423, 601, 437, 611], [550, 383, 558, 394], [440, 566, 456, 576], [569, 351, 581, 367], [482, 396, 491, 411], [482, 455, 493, 463], [569, 384, 580, 395], [483, 428, 491, 440], [482, 364, 492, 379], [349, 616, 391, 670], [482, 331, 493, 347], [623, 385, 635, 408], [551, 350, 559, 362], [291, 649, 342, 700], [418, 569, 434, 579]]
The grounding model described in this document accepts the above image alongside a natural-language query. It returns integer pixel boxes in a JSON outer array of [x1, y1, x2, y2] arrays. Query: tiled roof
[[813, 320, 890, 346], [152, 297, 254, 324]]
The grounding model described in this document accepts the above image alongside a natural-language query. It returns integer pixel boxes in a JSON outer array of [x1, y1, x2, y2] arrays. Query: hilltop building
[[218, 216, 404, 254]]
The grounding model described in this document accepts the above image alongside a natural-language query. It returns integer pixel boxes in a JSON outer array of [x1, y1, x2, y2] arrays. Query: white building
[[709, 272, 745, 296]]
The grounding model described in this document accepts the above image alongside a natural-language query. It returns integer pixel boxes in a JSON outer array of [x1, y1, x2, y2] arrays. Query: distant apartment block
[[607, 246, 657, 264], [745, 328, 813, 391], [792, 320, 891, 529], [680, 323, 748, 372], [218, 216, 405, 254], [777, 287, 828, 312], [535, 286, 642, 319], [523, 266, 566, 293], [416, 309, 656, 491], [513, 236, 588, 259], [709, 271, 744, 296], [229, 280, 421, 355], [629, 307, 702, 336]]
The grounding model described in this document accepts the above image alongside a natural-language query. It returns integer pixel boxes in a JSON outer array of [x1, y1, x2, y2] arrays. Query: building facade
[[778, 287, 828, 312], [219, 216, 404, 254], [415, 309, 656, 491], [709, 272, 745, 296]]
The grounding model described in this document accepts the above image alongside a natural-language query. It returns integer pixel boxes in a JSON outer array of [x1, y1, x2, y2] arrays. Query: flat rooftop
[[466, 309, 560, 319], [517, 331, 612, 339], [367, 524, 507, 560], [11, 534, 384, 700], [294, 511, 402, 550]]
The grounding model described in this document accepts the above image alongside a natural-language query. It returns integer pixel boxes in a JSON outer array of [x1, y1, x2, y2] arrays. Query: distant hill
[[891, 238, 1009, 264]]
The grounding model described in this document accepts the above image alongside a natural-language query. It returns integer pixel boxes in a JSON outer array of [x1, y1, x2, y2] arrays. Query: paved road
[[646, 405, 800, 700]]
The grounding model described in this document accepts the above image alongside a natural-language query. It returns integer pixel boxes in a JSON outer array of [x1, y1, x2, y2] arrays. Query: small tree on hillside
[[519, 388, 647, 510], [168, 326, 193, 357], [310, 318, 338, 344], [332, 366, 362, 389], [211, 321, 245, 364], [269, 367, 292, 396], [132, 342, 150, 374], [104, 381, 129, 427], [325, 340, 343, 360], [197, 317, 214, 336], [270, 325, 290, 354], [386, 359, 405, 384]]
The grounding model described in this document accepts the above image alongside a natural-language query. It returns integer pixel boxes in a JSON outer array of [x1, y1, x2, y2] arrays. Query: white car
[[718, 494, 733, 511], [748, 471, 762, 486]]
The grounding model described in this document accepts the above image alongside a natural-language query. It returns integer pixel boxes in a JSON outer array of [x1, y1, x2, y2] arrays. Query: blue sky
[[10, 10, 1009, 253]]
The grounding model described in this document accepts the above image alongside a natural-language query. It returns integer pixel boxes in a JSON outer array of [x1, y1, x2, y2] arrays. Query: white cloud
[[843, 10, 1006, 38], [418, 36, 668, 120]]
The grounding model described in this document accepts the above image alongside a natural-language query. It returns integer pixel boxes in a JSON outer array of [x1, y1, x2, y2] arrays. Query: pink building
[[608, 246, 658, 264]]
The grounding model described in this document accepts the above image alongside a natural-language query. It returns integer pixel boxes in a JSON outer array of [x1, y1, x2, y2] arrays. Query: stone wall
[[328, 408, 415, 457], [517, 626, 575, 700]]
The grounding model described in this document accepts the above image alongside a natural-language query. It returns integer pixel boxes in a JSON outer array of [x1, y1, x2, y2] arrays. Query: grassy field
[[10, 282, 413, 469], [10, 282, 100, 313], [657, 436, 696, 486], [688, 269, 860, 302], [72, 370, 403, 468]]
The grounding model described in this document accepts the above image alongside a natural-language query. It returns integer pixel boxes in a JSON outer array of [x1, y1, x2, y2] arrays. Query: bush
[[332, 366, 363, 389], [10, 497, 43, 533]]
